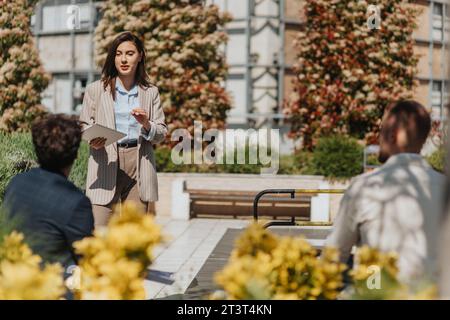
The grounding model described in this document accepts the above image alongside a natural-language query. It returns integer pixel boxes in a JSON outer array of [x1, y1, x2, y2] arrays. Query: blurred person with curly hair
[[1, 114, 94, 269]]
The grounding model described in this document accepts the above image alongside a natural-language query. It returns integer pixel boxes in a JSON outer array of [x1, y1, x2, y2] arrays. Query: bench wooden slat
[[187, 188, 313, 219], [193, 200, 309, 208], [191, 203, 310, 217]]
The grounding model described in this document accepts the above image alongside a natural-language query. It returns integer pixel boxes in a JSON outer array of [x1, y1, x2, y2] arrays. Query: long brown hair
[[101, 31, 151, 100]]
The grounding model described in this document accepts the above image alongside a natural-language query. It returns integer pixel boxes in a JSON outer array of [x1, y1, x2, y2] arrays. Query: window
[[73, 76, 89, 114], [79, 4, 92, 29], [31, 14, 36, 28], [433, 2, 444, 41], [432, 81, 442, 106], [431, 80, 446, 120], [41, 74, 72, 114], [41, 2, 93, 32], [434, 2, 443, 16], [43, 73, 100, 115], [445, 2, 450, 40], [444, 81, 449, 119]]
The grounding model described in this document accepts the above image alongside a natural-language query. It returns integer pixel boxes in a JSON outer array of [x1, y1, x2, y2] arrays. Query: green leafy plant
[[426, 146, 445, 173], [0, 132, 36, 206], [68, 142, 90, 191], [278, 151, 314, 175], [0, 132, 89, 202], [1, 132, 366, 207], [310, 135, 363, 180]]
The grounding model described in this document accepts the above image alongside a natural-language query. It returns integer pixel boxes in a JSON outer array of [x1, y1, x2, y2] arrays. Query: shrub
[[216, 145, 268, 174], [68, 142, 89, 191], [278, 151, 315, 175], [366, 153, 381, 168], [426, 145, 445, 173], [3, 133, 365, 206], [156, 144, 275, 174], [311, 135, 363, 180], [0, 132, 36, 205], [0, 132, 89, 203], [154, 146, 189, 173]]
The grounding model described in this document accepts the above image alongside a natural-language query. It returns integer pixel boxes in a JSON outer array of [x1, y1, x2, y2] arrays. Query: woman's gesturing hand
[[131, 108, 151, 131], [90, 137, 106, 150]]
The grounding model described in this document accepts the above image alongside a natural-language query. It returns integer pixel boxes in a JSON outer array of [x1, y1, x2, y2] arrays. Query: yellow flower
[[348, 246, 409, 299], [232, 222, 278, 258], [0, 232, 65, 300], [0, 231, 41, 266], [74, 201, 163, 300], [351, 245, 399, 281], [214, 252, 272, 300], [215, 225, 346, 300]]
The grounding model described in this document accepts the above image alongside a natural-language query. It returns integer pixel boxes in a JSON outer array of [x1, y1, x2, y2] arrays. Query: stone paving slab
[[144, 218, 250, 299], [182, 226, 332, 300]]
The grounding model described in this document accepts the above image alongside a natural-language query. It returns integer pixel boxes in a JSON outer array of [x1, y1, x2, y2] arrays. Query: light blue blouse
[[114, 80, 155, 143]]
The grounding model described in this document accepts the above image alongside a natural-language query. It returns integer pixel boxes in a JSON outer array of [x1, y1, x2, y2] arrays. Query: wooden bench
[[187, 189, 314, 220], [252, 189, 344, 228]]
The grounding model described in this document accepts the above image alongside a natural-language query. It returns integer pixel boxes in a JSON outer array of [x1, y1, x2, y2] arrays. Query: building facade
[[33, 0, 449, 152], [32, 0, 101, 116]]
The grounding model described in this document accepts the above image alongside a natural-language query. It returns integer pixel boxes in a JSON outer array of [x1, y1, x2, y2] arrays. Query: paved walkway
[[144, 217, 332, 300], [144, 217, 250, 299]]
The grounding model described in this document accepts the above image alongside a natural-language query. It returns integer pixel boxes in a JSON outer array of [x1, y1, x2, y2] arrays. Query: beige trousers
[[92, 146, 153, 228]]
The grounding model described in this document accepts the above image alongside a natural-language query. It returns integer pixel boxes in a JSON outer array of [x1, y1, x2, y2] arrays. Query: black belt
[[117, 139, 138, 148]]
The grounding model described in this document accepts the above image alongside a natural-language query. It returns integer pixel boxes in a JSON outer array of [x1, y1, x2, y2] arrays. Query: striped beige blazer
[[79, 80, 167, 205]]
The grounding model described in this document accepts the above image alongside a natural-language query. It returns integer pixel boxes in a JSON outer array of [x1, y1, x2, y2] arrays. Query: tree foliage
[[285, 0, 419, 150], [0, 0, 50, 132]]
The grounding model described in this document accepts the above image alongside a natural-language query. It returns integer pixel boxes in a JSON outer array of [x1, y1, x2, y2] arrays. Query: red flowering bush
[[0, 0, 50, 132], [285, 0, 419, 150]]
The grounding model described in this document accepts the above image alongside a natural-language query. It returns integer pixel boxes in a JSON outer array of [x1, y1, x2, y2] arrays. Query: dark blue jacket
[[2, 168, 94, 269]]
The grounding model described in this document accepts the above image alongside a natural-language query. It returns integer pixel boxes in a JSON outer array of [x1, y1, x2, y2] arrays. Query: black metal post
[[253, 189, 295, 221]]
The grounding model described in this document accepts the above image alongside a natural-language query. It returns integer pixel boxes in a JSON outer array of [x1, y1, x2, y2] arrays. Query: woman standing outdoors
[[80, 31, 167, 228]]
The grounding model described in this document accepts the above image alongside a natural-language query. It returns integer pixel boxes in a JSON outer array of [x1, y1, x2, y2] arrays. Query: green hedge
[[277, 151, 314, 175], [1, 133, 314, 199], [0, 134, 280, 198], [0, 132, 373, 205], [0, 132, 89, 201], [0, 132, 37, 206], [0, 133, 445, 202], [426, 146, 445, 173], [11, 132, 447, 205], [69, 142, 90, 191], [310, 135, 364, 180], [155, 145, 272, 174]]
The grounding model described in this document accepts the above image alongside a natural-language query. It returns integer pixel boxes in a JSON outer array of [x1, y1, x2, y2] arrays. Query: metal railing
[[253, 188, 346, 228]]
